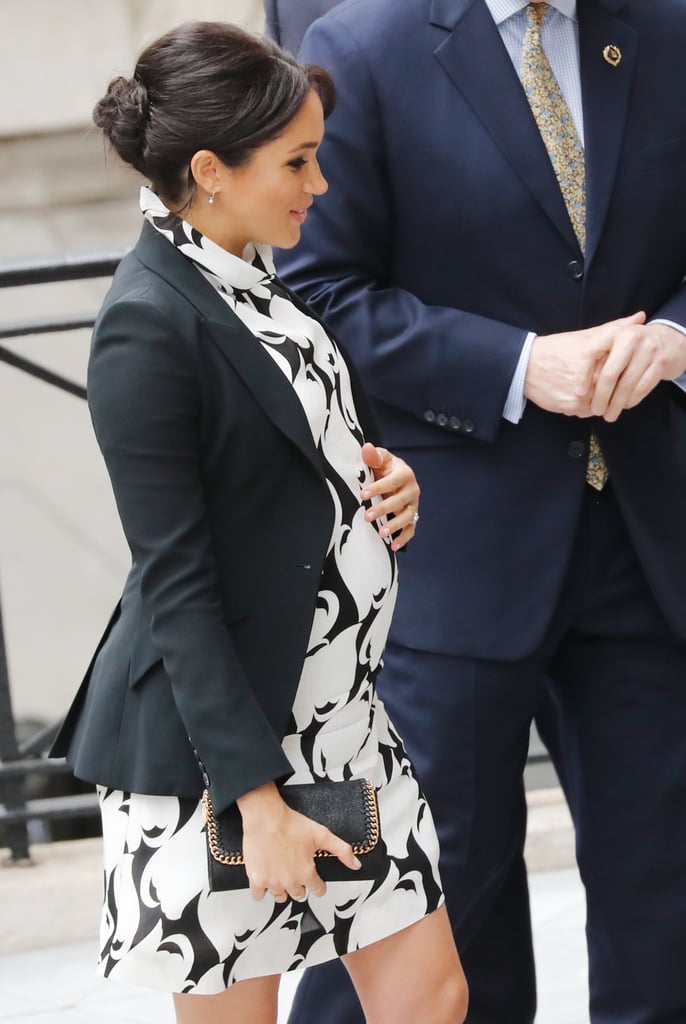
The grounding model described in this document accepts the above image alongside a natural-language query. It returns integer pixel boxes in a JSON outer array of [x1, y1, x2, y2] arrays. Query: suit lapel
[[431, 0, 580, 252], [134, 223, 324, 480], [579, 0, 638, 265], [202, 314, 325, 480]]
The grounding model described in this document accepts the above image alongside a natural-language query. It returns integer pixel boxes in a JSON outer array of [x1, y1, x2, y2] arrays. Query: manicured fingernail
[[361, 489, 370, 500], [352, 856, 362, 869]]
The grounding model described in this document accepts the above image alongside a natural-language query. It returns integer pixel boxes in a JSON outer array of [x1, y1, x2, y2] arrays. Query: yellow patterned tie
[[521, 2, 608, 490]]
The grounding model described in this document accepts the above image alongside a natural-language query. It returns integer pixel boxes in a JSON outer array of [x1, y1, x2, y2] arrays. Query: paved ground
[[0, 865, 589, 1024], [0, 865, 588, 1024], [0, 788, 587, 1023]]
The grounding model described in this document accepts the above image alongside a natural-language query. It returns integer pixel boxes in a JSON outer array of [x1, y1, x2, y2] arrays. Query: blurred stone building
[[1, 1, 265, 212]]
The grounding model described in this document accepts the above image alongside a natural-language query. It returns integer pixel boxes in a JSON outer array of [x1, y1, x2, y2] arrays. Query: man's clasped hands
[[525, 312, 686, 422]]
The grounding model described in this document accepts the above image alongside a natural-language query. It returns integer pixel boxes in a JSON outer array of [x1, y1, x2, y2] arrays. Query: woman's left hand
[[360, 442, 420, 551]]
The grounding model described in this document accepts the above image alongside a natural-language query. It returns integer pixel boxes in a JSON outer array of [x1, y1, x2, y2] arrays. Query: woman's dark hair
[[93, 21, 335, 206]]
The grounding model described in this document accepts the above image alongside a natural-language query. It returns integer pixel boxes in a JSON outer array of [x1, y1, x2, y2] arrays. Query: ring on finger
[[411, 511, 420, 524]]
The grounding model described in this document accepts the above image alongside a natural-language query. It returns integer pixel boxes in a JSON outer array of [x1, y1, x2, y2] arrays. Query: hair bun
[[93, 75, 149, 171]]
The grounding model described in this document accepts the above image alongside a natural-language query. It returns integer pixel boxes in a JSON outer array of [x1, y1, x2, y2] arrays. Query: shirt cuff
[[503, 332, 536, 423], [650, 318, 686, 391]]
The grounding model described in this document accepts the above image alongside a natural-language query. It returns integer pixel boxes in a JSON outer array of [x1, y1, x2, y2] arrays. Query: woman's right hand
[[236, 782, 362, 902]]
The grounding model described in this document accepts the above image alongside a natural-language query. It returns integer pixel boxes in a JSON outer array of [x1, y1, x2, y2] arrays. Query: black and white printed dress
[[96, 187, 444, 994]]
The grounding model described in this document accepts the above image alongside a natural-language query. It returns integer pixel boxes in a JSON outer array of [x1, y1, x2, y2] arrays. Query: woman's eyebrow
[[287, 141, 320, 153]]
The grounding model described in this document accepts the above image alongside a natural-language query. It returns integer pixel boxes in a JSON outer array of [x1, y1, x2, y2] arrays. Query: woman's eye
[[288, 157, 307, 170]]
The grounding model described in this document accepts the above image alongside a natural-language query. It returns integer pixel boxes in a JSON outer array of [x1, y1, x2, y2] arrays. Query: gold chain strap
[[202, 779, 380, 867], [202, 790, 244, 866]]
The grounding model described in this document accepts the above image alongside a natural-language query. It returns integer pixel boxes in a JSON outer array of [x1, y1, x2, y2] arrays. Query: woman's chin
[[272, 235, 300, 252]]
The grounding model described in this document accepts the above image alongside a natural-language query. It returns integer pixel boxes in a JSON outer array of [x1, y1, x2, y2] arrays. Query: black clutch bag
[[202, 778, 384, 892]]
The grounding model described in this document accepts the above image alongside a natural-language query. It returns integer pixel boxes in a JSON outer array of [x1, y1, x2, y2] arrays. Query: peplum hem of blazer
[[51, 222, 381, 815]]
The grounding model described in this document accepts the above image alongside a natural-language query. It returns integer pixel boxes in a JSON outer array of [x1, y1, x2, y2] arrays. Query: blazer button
[[449, 416, 462, 431], [462, 418, 475, 434], [423, 409, 436, 423], [436, 412, 448, 427], [568, 259, 584, 280], [568, 440, 586, 459]]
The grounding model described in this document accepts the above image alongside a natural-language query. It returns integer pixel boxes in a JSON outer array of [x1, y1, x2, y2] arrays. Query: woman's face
[[210, 90, 328, 255]]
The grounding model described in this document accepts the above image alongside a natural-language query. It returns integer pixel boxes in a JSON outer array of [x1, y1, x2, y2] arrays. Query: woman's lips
[[291, 202, 312, 225]]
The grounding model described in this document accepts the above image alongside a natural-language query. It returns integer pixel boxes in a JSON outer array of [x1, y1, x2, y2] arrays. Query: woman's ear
[[189, 150, 223, 202]]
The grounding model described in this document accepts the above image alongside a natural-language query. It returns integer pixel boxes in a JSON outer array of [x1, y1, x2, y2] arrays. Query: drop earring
[[208, 190, 216, 205]]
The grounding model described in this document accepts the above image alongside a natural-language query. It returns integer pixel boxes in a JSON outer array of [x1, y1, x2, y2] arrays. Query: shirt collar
[[485, 0, 577, 26], [139, 185, 276, 293]]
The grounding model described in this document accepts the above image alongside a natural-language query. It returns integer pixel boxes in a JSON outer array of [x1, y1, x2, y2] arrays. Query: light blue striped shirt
[[491, 0, 686, 419]]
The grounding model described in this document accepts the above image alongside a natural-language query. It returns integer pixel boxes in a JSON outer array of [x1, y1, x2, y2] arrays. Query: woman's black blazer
[[52, 221, 379, 815]]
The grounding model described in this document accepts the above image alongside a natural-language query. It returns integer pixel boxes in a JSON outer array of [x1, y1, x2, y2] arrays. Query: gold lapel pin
[[603, 44, 622, 67]]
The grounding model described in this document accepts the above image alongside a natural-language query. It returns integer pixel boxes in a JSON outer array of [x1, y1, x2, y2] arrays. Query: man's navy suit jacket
[[264, 0, 341, 54], [279, 0, 686, 660]]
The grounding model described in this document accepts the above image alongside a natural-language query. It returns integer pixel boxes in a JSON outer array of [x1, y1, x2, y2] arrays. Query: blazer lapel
[[431, 0, 580, 252], [134, 223, 325, 480], [202, 314, 325, 480], [579, 0, 638, 265]]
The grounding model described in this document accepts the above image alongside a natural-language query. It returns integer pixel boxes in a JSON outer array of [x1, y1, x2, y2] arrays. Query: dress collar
[[139, 185, 276, 293], [485, 0, 577, 26]]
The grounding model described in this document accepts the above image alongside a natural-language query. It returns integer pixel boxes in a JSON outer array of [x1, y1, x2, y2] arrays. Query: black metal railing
[[0, 250, 125, 862]]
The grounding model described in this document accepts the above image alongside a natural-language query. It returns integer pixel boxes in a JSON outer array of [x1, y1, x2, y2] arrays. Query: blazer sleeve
[[88, 293, 293, 813], [278, 16, 529, 445]]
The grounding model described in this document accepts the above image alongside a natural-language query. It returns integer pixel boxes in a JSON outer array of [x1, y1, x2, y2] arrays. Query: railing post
[[0, 585, 31, 862]]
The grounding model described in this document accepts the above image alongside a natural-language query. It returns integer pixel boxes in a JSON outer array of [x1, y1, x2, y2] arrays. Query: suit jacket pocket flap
[[127, 601, 250, 688], [128, 630, 164, 689]]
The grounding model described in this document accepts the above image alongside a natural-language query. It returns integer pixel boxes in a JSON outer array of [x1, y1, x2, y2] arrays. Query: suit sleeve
[[653, 286, 686, 337], [279, 17, 529, 445], [88, 296, 293, 813]]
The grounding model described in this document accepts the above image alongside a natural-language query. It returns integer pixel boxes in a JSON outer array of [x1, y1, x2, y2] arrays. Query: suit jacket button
[[568, 259, 584, 280], [424, 409, 436, 423], [436, 412, 448, 427], [568, 440, 586, 458], [462, 418, 475, 433], [449, 416, 462, 431]]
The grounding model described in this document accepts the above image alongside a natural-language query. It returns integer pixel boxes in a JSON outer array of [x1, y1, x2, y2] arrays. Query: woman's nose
[[305, 164, 328, 196]]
